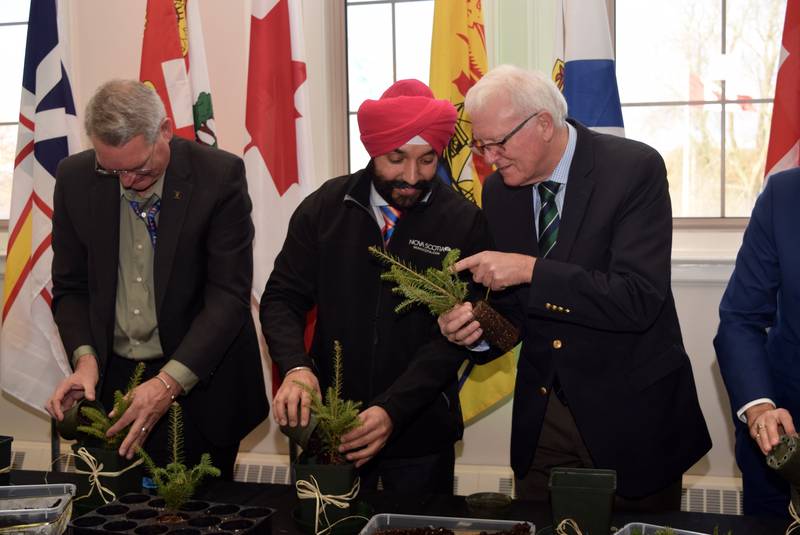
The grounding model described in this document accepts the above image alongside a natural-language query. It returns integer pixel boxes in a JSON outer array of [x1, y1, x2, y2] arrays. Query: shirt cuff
[[737, 398, 776, 423], [72, 345, 98, 368], [161, 360, 199, 394], [468, 340, 490, 352]]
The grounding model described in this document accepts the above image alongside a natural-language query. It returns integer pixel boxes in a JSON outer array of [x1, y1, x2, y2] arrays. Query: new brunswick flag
[[430, 0, 518, 425], [140, 0, 217, 145]]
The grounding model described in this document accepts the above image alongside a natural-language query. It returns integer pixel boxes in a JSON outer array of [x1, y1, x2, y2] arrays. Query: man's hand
[[746, 402, 797, 455], [272, 369, 320, 428], [339, 406, 393, 468], [438, 302, 483, 347], [108, 373, 183, 459], [455, 251, 535, 291], [46, 354, 99, 421]]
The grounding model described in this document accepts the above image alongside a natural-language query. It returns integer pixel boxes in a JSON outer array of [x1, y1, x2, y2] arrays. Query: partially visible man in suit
[[714, 168, 800, 516], [438, 65, 710, 511], [45, 80, 267, 479]]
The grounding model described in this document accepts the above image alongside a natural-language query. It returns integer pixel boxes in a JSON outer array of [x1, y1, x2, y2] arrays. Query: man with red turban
[[261, 79, 491, 493]]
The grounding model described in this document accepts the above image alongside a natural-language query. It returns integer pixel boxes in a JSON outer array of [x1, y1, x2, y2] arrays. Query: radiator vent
[[10, 451, 24, 470], [233, 462, 290, 485], [498, 477, 514, 497], [682, 486, 742, 515]]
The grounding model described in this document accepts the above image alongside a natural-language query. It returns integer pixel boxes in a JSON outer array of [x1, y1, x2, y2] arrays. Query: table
[[10, 470, 790, 534]]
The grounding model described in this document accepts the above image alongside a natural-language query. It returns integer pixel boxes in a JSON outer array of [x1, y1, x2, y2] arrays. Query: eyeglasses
[[470, 111, 540, 156], [95, 142, 157, 178]]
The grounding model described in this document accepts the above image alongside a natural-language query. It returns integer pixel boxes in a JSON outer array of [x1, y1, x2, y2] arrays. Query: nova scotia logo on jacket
[[408, 239, 452, 256]]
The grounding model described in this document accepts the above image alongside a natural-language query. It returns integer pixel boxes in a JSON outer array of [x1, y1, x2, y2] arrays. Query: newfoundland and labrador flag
[[553, 0, 625, 136], [0, 0, 79, 413]]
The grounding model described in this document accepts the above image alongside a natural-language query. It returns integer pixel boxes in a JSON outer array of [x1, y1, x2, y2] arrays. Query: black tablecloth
[[10, 470, 790, 534]]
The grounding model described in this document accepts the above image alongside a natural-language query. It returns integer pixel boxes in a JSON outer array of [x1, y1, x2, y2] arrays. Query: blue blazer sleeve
[[714, 177, 782, 414]]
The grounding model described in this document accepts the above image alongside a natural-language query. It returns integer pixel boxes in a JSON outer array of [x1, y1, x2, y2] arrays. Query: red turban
[[357, 79, 457, 157]]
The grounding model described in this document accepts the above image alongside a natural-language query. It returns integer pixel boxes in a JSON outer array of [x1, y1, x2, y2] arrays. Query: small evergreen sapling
[[369, 246, 519, 352], [77, 362, 145, 449], [293, 341, 362, 464], [138, 403, 221, 512]]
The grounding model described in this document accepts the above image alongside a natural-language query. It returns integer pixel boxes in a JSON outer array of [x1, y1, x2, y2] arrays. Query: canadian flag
[[140, 0, 217, 145], [245, 0, 315, 392], [765, 1, 800, 180]]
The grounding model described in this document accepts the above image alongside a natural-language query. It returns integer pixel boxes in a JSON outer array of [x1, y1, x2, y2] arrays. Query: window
[[346, 0, 434, 173], [0, 1, 30, 223], [616, 0, 787, 217]]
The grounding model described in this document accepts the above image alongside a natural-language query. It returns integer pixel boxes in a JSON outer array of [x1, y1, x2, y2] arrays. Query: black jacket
[[482, 120, 711, 498], [260, 166, 491, 458]]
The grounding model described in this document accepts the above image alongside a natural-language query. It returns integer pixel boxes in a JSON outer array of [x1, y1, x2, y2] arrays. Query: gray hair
[[84, 80, 166, 146], [465, 65, 568, 127]]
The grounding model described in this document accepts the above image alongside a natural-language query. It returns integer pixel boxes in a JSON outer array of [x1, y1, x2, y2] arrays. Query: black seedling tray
[[69, 493, 274, 534]]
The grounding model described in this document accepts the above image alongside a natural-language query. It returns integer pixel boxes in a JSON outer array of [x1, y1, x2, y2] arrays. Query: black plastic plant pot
[[69, 493, 275, 534], [279, 413, 319, 450], [56, 398, 105, 440], [766, 434, 800, 512], [71, 443, 144, 512], [548, 467, 616, 535], [0, 435, 11, 485], [293, 456, 357, 526]]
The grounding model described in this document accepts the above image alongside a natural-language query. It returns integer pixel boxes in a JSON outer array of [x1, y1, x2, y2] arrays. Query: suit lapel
[[550, 121, 595, 261], [89, 175, 121, 322], [155, 139, 193, 314]]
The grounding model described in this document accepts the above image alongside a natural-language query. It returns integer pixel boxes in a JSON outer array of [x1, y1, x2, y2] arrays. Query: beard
[[372, 174, 433, 210]]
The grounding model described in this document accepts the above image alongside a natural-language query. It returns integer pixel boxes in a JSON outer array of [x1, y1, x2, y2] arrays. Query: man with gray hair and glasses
[[46, 79, 267, 478], [438, 65, 710, 511]]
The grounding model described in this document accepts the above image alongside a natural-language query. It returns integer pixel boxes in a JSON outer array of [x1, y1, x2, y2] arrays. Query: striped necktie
[[380, 205, 402, 246], [537, 181, 560, 257]]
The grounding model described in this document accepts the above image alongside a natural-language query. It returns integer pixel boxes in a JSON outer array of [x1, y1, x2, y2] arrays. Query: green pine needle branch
[[293, 341, 362, 460], [77, 362, 146, 449], [369, 246, 468, 316], [137, 403, 221, 511]]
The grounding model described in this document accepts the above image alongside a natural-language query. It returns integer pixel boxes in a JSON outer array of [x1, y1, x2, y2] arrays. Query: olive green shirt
[[72, 176, 198, 393]]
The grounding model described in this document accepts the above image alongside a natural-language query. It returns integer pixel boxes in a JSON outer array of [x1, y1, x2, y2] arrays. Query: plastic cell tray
[[359, 513, 534, 535], [614, 523, 710, 535], [0, 483, 76, 534], [69, 493, 275, 534]]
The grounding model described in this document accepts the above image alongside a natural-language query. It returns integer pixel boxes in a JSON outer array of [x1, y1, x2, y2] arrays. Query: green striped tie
[[538, 181, 560, 257]]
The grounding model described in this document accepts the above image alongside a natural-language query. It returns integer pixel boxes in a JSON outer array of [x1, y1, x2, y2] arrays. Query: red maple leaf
[[244, 0, 307, 196]]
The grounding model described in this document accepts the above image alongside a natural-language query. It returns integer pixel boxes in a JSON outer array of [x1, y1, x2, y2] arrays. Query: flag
[[429, 0, 491, 205], [0, 0, 79, 413], [553, 0, 625, 136], [765, 1, 799, 179], [245, 0, 315, 395], [430, 0, 518, 425], [140, 0, 217, 145]]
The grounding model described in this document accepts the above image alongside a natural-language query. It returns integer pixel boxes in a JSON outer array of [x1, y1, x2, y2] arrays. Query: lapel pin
[[173, 190, 182, 200]]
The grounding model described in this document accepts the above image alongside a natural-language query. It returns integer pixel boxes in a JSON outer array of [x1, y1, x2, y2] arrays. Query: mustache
[[385, 180, 430, 191]]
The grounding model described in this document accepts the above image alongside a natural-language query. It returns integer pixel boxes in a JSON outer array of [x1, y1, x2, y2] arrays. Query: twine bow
[[296, 475, 367, 535], [555, 518, 583, 535], [69, 447, 143, 505], [788, 500, 800, 535]]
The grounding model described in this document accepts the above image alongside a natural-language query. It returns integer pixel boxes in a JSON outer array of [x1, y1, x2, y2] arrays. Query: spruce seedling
[[293, 341, 362, 464], [138, 403, 221, 512], [369, 246, 520, 352], [77, 362, 145, 449]]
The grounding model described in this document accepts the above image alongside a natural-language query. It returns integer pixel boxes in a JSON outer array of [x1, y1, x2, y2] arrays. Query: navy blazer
[[483, 119, 711, 498], [51, 137, 268, 448], [715, 168, 800, 423]]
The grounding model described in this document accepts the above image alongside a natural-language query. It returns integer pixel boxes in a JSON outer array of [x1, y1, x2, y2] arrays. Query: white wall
[[0, 0, 745, 482]]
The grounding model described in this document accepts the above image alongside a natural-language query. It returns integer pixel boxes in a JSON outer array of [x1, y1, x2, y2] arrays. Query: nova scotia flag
[[553, 0, 625, 137]]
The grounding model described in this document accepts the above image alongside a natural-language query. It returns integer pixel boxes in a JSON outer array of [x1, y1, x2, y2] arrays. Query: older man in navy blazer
[[715, 168, 800, 516], [439, 65, 711, 511]]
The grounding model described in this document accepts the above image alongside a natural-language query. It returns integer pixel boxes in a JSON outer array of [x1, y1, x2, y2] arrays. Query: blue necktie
[[538, 182, 560, 257], [380, 205, 402, 246], [128, 198, 161, 248]]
